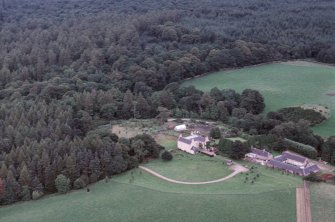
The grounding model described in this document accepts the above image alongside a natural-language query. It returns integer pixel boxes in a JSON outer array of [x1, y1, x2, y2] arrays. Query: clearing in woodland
[[182, 61, 335, 136]]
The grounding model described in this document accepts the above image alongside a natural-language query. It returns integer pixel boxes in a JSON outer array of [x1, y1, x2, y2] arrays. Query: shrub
[[304, 173, 323, 182], [278, 107, 325, 126], [161, 150, 173, 161], [74, 177, 86, 189], [32, 191, 44, 200], [55, 174, 71, 194]]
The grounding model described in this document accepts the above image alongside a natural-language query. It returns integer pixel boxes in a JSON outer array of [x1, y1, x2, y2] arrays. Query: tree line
[[0, 0, 335, 204], [0, 130, 163, 204]]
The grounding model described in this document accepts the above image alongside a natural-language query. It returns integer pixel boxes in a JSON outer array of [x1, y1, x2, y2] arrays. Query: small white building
[[177, 133, 209, 154], [174, 124, 187, 132]]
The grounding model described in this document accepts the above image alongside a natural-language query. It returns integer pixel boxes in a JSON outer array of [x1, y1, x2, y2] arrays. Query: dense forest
[[1, 0, 335, 205]]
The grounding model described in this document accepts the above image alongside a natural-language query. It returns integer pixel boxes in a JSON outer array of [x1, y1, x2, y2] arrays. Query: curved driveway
[[139, 164, 247, 185]]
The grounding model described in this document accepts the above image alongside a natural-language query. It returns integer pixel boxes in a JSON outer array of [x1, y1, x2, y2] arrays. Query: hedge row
[[283, 138, 318, 159]]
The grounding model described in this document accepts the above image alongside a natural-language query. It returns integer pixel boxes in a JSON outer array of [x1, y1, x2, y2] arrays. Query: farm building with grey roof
[[267, 151, 320, 176], [245, 147, 273, 161]]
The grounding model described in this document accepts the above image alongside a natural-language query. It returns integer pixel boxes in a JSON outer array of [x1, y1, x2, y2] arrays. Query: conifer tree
[[19, 164, 32, 186], [0, 178, 4, 198], [31, 176, 44, 193], [121, 90, 134, 119], [64, 155, 76, 183], [136, 93, 151, 118], [0, 163, 8, 179]]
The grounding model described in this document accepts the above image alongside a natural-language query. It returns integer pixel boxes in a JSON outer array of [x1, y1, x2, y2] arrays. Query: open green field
[[0, 180, 297, 222], [144, 150, 232, 182], [0, 153, 304, 222], [182, 61, 335, 137], [310, 183, 335, 222]]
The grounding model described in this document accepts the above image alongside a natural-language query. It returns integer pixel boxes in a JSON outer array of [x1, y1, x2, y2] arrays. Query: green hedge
[[283, 138, 317, 159]]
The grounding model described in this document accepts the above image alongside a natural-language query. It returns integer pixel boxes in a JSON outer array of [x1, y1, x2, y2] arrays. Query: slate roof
[[178, 135, 206, 144], [303, 164, 320, 175], [274, 155, 286, 162], [178, 137, 192, 144], [282, 151, 307, 163], [251, 148, 272, 158], [269, 152, 320, 176], [193, 136, 206, 142], [268, 159, 303, 175]]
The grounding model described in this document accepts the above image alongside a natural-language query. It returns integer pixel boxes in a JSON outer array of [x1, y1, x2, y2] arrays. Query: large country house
[[177, 133, 209, 154]]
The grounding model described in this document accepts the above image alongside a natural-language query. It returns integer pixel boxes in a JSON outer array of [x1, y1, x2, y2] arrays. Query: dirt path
[[139, 164, 246, 185], [296, 181, 312, 222]]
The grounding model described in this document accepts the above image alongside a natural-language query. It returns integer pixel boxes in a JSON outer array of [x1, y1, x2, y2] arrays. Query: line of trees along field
[[0, 0, 335, 204]]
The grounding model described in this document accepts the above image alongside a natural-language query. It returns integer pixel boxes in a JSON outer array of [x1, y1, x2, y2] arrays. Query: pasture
[[0, 181, 297, 222], [0, 153, 303, 222], [182, 61, 335, 137], [310, 183, 335, 222]]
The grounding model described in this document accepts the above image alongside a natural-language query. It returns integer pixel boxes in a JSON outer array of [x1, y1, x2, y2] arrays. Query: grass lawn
[[182, 61, 335, 137], [154, 133, 177, 149], [310, 183, 335, 222], [0, 154, 303, 222], [113, 162, 302, 195], [143, 150, 231, 182]]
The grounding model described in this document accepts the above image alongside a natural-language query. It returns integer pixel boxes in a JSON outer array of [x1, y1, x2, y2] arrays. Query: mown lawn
[[143, 150, 231, 182], [310, 183, 335, 222], [0, 155, 303, 222], [113, 164, 302, 195], [182, 61, 335, 136]]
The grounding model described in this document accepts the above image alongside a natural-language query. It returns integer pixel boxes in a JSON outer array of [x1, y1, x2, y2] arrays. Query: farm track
[[296, 181, 312, 222], [139, 164, 246, 185]]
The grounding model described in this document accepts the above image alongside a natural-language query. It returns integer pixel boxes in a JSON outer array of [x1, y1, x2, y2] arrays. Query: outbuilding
[[174, 124, 187, 132]]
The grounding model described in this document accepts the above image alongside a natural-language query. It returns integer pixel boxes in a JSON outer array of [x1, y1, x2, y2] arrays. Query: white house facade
[[177, 134, 209, 154]]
